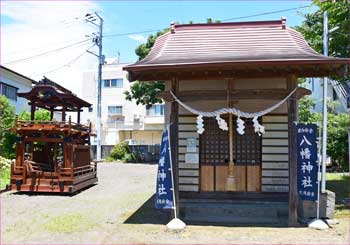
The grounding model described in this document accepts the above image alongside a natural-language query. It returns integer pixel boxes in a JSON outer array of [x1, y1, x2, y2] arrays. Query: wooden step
[[182, 201, 288, 225]]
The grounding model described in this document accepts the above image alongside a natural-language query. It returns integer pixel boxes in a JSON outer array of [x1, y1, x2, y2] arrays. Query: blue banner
[[155, 127, 174, 209], [297, 123, 318, 201]]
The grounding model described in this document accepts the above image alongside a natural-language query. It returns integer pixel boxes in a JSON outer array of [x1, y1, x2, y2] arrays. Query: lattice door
[[200, 115, 261, 192]]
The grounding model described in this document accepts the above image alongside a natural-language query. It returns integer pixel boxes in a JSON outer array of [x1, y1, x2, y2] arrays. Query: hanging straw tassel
[[236, 116, 245, 135], [216, 114, 228, 131], [252, 116, 265, 136], [196, 115, 205, 134]]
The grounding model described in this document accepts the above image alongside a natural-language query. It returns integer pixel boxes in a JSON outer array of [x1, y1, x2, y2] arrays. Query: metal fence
[[90, 144, 160, 163]]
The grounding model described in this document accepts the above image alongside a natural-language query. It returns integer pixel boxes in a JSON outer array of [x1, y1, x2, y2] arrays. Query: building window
[[103, 79, 123, 88], [146, 104, 164, 116], [108, 105, 123, 115], [88, 107, 93, 112], [0, 82, 18, 101]]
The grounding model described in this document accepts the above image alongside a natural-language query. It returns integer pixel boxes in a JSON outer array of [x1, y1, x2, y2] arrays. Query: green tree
[[18, 109, 51, 121], [327, 113, 349, 171], [124, 28, 169, 107], [298, 98, 349, 171], [295, 0, 349, 58], [0, 95, 51, 159], [0, 96, 16, 158]]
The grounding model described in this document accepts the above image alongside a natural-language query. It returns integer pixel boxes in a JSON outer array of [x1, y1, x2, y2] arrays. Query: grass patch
[[1, 167, 10, 190], [326, 173, 350, 201], [326, 173, 349, 218], [44, 213, 99, 233]]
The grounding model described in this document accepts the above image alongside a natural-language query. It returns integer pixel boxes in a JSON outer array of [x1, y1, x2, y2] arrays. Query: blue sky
[[101, 1, 314, 63], [1, 0, 316, 94]]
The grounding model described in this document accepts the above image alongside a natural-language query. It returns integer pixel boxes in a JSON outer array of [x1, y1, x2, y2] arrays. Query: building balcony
[[144, 115, 164, 125]]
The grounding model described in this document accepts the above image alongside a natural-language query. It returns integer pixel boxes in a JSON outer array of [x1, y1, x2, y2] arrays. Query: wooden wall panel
[[215, 165, 228, 191], [179, 185, 199, 192], [178, 116, 197, 124], [247, 166, 261, 192], [233, 166, 246, 192], [261, 115, 289, 193], [200, 165, 214, 191], [178, 116, 200, 192]]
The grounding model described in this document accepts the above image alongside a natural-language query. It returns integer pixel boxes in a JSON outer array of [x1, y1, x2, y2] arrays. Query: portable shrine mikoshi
[[9, 77, 97, 193]]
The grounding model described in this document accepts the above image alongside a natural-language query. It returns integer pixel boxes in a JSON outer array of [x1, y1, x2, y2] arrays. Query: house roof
[[124, 18, 350, 81], [0, 65, 37, 84], [17, 77, 91, 111]]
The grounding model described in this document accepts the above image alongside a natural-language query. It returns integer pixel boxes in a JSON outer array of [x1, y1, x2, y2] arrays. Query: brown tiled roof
[[124, 19, 349, 80]]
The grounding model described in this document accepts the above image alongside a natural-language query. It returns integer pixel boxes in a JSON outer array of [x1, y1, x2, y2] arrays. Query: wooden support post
[[62, 107, 66, 122], [50, 107, 54, 121], [287, 75, 299, 226], [30, 104, 36, 121], [170, 75, 180, 217], [77, 108, 81, 124]]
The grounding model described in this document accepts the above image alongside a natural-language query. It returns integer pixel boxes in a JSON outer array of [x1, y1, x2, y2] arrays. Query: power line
[[102, 5, 311, 39], [223, 5, 311, 22], [104, 29, 162, 38], [30, 44, 95, 77], [3, 38, 92, 65], [5, 37, 93, 56]]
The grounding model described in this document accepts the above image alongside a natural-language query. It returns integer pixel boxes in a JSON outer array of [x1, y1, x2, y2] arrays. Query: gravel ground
[[1, 163, 349, 244]]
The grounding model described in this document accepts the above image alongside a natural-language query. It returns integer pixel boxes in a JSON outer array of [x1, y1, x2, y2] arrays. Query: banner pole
[[165, 124, 186, 230], [167, 124, 177, 219], [308, 123, 328, 230], [317, 123, 321, 220]]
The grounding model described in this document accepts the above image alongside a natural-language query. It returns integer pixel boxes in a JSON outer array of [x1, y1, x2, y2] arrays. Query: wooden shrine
[[10, 77, 97, 193], [124, 19, 350, 225]]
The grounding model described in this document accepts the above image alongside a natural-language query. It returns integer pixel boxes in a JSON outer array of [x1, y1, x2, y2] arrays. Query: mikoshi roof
[[124, 18, 350, 81], [17, 77, 91, 111]]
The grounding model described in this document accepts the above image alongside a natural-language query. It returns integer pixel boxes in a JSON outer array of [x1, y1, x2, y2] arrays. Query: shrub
[[0, 96, 16, 159], [0, 156, 12, 189], [109, 142, 130, 160], [122, 153, 134, 163], [0, 156, 11, 171]]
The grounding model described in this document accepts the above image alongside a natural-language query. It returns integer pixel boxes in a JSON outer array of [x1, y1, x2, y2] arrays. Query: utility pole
[[85, 12, 104, 161], [321, 11, 328, 193]]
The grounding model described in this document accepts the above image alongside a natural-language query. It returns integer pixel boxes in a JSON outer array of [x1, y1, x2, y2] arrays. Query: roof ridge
[[174, 19, 284, 30]]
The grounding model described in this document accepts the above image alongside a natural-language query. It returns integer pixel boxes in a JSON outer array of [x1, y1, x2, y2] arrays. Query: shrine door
[[200, 116, 262, 192]]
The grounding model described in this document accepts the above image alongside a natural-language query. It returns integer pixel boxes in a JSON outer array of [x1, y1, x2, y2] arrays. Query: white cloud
[[127, 34, 147, 42], [1, 1, 101, 97]]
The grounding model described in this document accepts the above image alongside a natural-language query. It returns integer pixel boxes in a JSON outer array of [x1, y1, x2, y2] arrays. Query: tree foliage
[[299, 96, 350, 171], [0, 95, 16, 159], [0, 95, 51, 158], [295, 0, 350, 58], [18, 109, 51, 121]]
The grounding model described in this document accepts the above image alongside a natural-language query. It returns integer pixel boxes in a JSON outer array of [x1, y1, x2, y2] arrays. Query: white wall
[[0, 67, 33, 114], [81, 62, 163, 146]]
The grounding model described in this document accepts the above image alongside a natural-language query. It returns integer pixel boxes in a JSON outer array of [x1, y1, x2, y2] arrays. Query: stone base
[[298, 190, 335, 220]]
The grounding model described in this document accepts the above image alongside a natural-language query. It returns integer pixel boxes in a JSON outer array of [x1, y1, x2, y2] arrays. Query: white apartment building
[[81, 59, 164, 155], [0, 66, 36, 114]]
